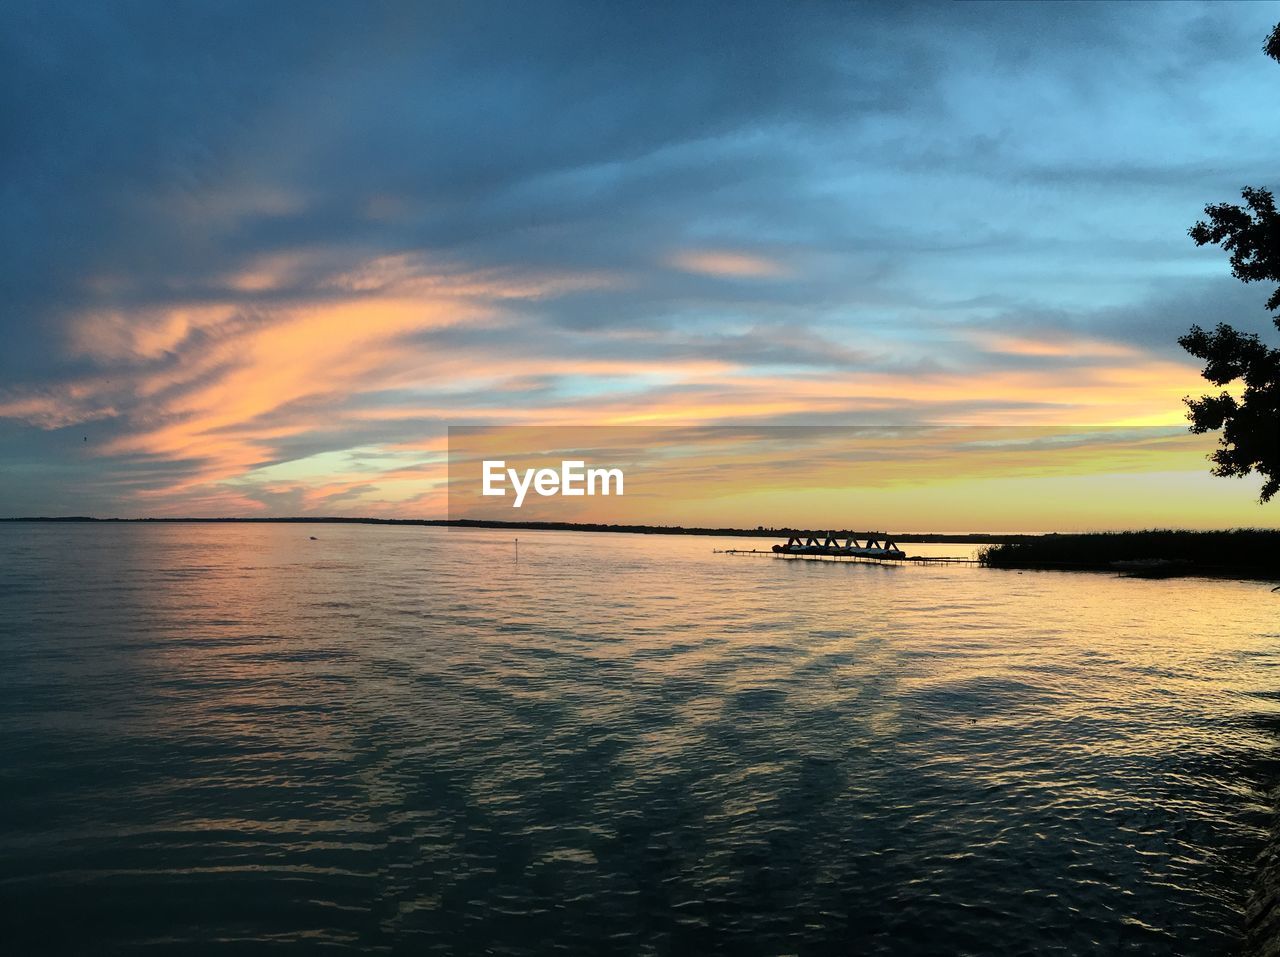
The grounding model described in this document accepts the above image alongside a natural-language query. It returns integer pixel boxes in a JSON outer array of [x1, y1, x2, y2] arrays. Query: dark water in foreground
[[3, 523, 1280, 955]]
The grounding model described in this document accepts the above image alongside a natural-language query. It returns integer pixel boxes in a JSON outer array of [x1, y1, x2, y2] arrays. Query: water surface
[[2, 523, 1279, 954]]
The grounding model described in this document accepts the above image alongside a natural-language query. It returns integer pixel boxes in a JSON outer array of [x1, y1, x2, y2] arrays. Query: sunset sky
[[3, 1, 1279, 528]]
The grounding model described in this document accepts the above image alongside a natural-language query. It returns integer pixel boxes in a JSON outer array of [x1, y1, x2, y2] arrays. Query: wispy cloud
[[1, 0, 1277, 521], [666, 249, 789, 279]]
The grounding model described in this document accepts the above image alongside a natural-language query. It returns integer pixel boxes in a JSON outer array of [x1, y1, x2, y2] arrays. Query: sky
[[2, 0, 1279, 528]]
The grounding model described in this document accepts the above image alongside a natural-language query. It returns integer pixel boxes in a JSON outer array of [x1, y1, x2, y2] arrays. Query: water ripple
[[1, 523, 1278, 954]]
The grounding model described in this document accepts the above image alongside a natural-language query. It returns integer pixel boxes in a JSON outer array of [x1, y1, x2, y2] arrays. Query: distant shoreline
[[0, 516, 1041, 545], [5, 516, 1280, 549]]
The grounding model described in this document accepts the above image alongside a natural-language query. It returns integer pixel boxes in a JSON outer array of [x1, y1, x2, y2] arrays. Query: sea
[[2, 521, 1280, 955]]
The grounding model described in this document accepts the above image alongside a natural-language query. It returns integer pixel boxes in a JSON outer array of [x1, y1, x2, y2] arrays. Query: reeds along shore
[[978, 529, 1280, 579]]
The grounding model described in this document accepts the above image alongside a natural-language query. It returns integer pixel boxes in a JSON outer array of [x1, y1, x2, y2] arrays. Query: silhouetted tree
[[1179, 23, 1280, 502]]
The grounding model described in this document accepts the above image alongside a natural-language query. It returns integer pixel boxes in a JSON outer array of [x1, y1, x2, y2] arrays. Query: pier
[[714, 548, 980, 566], [717, 532, 982, 567]]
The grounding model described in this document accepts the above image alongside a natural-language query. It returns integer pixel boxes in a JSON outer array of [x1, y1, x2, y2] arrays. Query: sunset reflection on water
[[2, 522, 1278, 954]]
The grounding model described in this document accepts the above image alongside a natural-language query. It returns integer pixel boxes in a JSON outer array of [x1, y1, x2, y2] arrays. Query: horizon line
[[4, 516, 1280, 543]]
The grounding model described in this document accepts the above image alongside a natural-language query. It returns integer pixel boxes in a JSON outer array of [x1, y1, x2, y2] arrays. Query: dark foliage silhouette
[[979, 529, 1280, 576], [1179, 23, 1280, 502]]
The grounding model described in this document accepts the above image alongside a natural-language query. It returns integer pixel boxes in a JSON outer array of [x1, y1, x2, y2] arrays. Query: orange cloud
[[971, 331, 1139, 359], [666, 249, 789, 278], [0, 246, 1225, 519]]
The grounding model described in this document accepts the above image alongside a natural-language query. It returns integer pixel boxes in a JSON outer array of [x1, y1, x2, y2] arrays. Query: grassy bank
[[978, 529, 1280, 579]]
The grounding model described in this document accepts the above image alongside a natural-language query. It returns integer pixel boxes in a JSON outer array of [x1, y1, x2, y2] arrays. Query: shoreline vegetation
[[3, 517, 1279, 579], [978, 529, 1280, 581]]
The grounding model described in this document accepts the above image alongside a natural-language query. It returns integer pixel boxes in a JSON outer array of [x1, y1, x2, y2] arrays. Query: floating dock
[[716, 532, 981, 566], [714, 548, 980, 566]]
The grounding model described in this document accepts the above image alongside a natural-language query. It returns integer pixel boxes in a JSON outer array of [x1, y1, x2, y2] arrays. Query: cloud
[[1, 0, 1278, 517], [666, 250, 790, 279]]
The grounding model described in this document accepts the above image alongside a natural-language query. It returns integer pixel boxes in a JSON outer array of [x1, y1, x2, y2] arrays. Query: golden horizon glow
[[0, 249, 1271, 531]]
